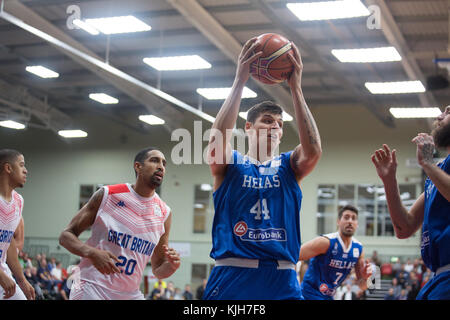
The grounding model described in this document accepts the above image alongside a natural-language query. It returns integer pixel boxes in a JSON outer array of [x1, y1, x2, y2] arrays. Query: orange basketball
[[250, 33, 294, 85]]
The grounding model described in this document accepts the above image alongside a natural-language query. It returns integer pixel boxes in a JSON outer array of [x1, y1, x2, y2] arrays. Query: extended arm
[[288, 43, 322, 182], [14, 217, 24, 252], [298, 236, 329, 261], [208, 38, 262, 187], [59, 188, 120, 274], [354, 252, 372, 291], [372, 144, 425, 238], [150, 213, 180, 279]]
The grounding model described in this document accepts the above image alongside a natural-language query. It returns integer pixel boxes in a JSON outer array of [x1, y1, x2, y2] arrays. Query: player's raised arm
[[151, 213, 180, 279], [298, 236, 329, 261], [207, 38, 262, 181], [371, 144, 425, 238], [59, 188, 120, 275], [287, 43, 322, 182]]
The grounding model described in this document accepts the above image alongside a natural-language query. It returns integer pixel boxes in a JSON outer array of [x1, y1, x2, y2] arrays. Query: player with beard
[[298, 205, 372, 300], [60, 147, 180, 300], [372, 105, 450, 300]]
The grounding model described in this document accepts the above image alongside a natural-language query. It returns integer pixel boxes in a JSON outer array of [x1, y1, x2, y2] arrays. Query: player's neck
[[246, 146, 275, 163], [0, 177, 14, 202], [339, 231, 352, 248], [131, 182, 156, 198]]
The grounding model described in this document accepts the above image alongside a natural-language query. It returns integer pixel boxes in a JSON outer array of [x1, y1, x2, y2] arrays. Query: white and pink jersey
[[0, 190, 23, 277], [78, 183, 170, 295]]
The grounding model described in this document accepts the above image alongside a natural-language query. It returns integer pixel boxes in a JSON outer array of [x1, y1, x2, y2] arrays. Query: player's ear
[[3, 162, 12, 174], [134, 162, 142, 175]]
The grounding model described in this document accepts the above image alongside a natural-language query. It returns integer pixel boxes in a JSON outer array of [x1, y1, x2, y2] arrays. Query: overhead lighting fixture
[[389, 107, 442, 119], [73, 19, 100, 35], [365, 81, 426, 94], [286, 0, 370, 21], [58, 130, 88, 138], [238, 111, 293, 121], [89, 93, 119, 104], [84, 15, 151, 34], [139, 115, 165, 125], [197, 87, 257, 100], [143, 55, 212, 71], [25, 65, 59, 78], [0, 120, 26, 130], [331, 47, 402, 63]]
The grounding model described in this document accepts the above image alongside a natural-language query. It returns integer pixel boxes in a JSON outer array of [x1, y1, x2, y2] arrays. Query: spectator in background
[[342, 283, 356, 300], [397, 288, 408, 300], [392, 258, 402, 277], [391, 277, 402, 298], [334, 284, 345, 300], [50, 261, 63, 282], [163, 281, 175, 300], [371, 250, 381, 267], [407, 271, 421, 299], [404, 259, 414, 273], [22, 252, 33, 269], [24, 267, 44, 300], [196, 278, 207, 300], [384, 288, 396, 300], [173, 287, 183, 300], [183, 284, 193, 300], [47, 257, 57, 272]]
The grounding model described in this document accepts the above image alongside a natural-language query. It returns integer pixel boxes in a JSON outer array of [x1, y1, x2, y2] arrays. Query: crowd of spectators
[[146, 278, 206, 300], [17, 251, 73, 300]]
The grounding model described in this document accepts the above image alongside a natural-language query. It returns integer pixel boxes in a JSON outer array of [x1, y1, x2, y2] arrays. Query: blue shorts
[[300, 282, 333, 300], [203, 260, 303, 300], [416, 270, 450, 300]]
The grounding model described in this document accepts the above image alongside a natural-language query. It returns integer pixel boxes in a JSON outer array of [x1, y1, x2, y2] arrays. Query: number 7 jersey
[[78, 184, 170, 294], [210, 150, 302, 263]]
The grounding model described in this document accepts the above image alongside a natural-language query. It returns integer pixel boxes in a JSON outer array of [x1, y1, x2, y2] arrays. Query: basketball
[[250, 33, 294, 85]]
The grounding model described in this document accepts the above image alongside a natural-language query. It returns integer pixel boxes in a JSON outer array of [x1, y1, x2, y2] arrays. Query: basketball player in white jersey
[[0, 149, 35, 300], [59, 147, 180, 300]]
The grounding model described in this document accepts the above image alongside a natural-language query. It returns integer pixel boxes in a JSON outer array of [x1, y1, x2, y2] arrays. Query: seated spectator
[[404, 259, 414, 273], [196, 279, 207, 300], [371, 250, 381, 267], [397, 288, 408, 300], [183, 284, 194, 300], [407, 272, 420, 300], [173, 287, 183, 300], [381, 262, 393, 278], [384, 288, 396, 300], [24, 266, 44, 300], [162, 281, 175, 300], [391, 277, 402, 298], [342, 283, 356, 300]]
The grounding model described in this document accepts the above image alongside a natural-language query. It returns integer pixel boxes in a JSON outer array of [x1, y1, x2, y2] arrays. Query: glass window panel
[[357, 184, 375, 236], [317, 184, 336, 235], [193, 184, 212, 233]]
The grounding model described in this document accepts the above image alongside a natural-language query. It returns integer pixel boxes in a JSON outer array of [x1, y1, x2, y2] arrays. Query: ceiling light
[[331, 47, 402, 63], [0, 120, 26, 129], [365, 81, 426, 94], [139, 115, 165, 125], [238, 111, 293, 121], [196, 87, 257, 100], [73, 19, 100, 35], [389, 107, 442, 118], [89, 93, 119, 104], [25, 65, 59, 78], [143, 55, 212, 71], [287, 0, 370, 21], [84, 16, 151, 34], [58, 130, 88, 138]]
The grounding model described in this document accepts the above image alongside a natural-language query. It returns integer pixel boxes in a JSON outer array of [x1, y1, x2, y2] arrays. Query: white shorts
[[0, 283, 27, 300], [69, 280, 144, 300]]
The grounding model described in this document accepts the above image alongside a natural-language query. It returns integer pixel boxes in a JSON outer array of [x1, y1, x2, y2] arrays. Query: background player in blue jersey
[[203, 37, 322, 300], [371, 105, 450, 300], [299, 205, 372, 300]]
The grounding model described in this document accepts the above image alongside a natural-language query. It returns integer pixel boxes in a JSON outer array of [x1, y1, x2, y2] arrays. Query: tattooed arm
[[287, 43, 322, 182], [413, 133, 450, 202]]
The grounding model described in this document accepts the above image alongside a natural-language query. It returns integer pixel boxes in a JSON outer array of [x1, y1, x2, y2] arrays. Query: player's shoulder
[[322, 232, 338, 240], [352, 237, 363, 247], [106, 183, 130, 195], [12, 190, 24, 202]]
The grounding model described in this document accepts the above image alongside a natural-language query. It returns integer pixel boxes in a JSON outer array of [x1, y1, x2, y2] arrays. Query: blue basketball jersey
[[421, 154, 450, 273], [210, 150, 302, 264], [300, 232, 363, 300]]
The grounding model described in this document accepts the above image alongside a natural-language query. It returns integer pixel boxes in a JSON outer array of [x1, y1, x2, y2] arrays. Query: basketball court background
[[0, 0, 448, 295]]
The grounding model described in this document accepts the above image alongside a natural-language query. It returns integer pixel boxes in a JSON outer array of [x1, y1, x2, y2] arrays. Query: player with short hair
[[299, 205, 372, 300], [371, 105, 450, 300], [59, 147, 180, 300], [203, 37, 322, 300], [0, 149, 35, 300]]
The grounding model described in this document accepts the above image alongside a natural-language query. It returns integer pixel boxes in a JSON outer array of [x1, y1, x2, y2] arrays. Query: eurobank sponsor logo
[[240, 227, 287, 242]]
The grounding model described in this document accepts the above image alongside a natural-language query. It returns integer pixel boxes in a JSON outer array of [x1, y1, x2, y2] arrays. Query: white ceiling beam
[[0, 0, 216, 133]]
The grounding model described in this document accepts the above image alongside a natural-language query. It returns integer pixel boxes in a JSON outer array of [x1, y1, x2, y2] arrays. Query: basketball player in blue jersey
[[203, 37, 322, 300], [372, 105, 450, 300], [299, 205, 373, 300]]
